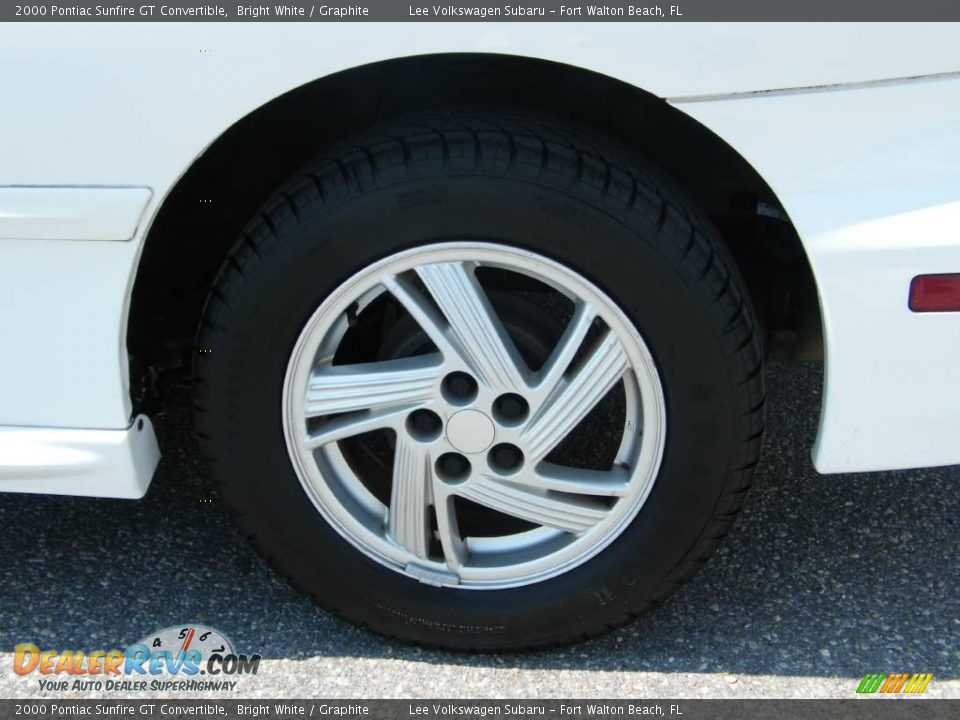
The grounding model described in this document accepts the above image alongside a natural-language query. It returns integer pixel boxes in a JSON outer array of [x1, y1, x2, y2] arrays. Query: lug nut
[[406, 409, 442, 441], [442, 372, 478, 405], [436, 452, 471, 483], [493, 393, 529, 425], [488, 443, 524, 474]]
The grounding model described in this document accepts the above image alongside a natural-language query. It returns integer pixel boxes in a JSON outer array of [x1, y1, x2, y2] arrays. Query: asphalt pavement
[[1, 362, 958, 698]]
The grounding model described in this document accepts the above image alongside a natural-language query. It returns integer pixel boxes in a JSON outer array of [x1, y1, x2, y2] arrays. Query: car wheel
[[194, 110, 764, 650]]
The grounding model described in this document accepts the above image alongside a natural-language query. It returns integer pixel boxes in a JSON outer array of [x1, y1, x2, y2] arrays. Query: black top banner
[[4, 0, 960, 21]]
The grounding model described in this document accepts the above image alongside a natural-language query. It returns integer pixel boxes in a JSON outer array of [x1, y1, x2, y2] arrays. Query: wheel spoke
[[304, 355, 441, 418], [512, 463, 631, 497], [433, 491, 466, 570], [303, 408, 403, 449], [532, 301, 596, 398], [390, 262, 528, 391], [457, 476, 608, 534], [521, 331, 629, 462], [381, 274, 467, 364], [302, 355, 441, 449], [388, 436, 433, 559]]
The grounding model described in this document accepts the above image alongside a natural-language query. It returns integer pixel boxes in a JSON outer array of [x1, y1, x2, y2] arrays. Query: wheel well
[[128, 53, 822, 406]]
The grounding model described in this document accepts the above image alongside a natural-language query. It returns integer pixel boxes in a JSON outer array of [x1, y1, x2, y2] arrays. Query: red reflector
[[909, 274, 960, 312]]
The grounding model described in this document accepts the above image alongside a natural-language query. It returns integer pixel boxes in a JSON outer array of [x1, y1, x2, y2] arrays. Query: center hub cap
[[446, 409, 496, 454]]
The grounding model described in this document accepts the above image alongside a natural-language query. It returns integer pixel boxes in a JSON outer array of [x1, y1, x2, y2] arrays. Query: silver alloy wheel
[[282, 243, 666, 589]]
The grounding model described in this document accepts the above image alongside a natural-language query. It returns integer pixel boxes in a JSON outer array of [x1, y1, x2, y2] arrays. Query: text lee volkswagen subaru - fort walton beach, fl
[[0, 22, 958, 649]]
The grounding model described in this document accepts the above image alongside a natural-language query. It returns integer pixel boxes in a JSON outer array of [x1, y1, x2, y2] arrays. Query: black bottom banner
[[1, 700, 958, 720]]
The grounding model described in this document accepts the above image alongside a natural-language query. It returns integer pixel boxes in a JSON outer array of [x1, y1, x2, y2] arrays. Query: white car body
[[2, 22, 959, 497]]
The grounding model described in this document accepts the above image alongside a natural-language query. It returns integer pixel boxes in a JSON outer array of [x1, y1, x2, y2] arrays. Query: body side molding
[[0, 186, 152, 241]]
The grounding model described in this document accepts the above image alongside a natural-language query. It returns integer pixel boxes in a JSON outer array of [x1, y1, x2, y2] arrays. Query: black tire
[[194, 109, 765, 650]]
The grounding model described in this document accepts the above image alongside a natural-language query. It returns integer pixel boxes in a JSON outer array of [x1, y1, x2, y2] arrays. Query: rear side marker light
[[909, 274, 960, 312]]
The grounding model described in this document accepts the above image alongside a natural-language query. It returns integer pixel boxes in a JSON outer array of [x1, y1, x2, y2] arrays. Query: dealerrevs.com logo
[[13, 625, 261, 692]]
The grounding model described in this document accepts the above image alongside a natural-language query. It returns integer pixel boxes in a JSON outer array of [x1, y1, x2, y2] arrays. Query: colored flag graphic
[[856, 673, 933, 694]]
